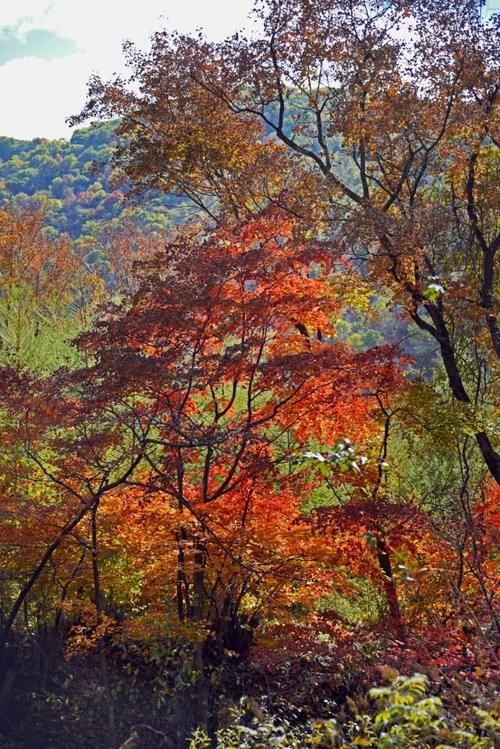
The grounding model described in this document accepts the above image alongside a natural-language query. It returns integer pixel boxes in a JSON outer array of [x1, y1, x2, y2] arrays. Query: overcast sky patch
[[0, 27, 78, 66]]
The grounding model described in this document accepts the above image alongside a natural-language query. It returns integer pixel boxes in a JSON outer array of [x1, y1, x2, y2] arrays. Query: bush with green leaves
[[189, 674, 499, 749], [365, 674, 498, 749]]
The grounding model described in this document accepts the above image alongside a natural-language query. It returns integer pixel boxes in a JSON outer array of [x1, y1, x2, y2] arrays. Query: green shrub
[[189, 674, 499, 748]]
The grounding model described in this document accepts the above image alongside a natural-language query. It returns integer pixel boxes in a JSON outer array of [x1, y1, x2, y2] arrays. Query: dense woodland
[[0, 121, 194, 240], [0, 1, 498, 748]]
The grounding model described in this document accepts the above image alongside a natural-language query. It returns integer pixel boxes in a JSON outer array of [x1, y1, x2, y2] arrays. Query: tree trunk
[[91, 504, 117, 749], [413, 304, 500, 484], [376, 536, 406, 642]]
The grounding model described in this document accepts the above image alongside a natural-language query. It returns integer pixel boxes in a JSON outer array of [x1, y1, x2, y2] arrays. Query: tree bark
[[376, 536, 406, 642], [412, 304, 500, 484], [91, 504, 117, 749]]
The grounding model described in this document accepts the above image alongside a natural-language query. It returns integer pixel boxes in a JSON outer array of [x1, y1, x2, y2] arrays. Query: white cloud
[[0, 1, 254, 139], [0, 53, 97, 140], [0, 2, 53, 31]]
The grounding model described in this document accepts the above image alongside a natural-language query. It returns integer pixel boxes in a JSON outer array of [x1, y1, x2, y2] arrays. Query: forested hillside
[[0, 121, 192, 242], [0, 2, 498, 749]]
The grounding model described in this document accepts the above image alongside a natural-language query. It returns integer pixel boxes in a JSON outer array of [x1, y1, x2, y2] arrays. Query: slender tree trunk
[[174, 531, 210, 748], [376, 536, 406, 642], [412, 304, 500, 484], [91, 504, 117, 749]]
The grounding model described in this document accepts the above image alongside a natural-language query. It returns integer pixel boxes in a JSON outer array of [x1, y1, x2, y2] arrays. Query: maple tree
[[0, 207, 410, 745], [13, 209, 398, 625]]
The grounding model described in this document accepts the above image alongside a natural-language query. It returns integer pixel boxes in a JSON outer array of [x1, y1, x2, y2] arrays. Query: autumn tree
[[73, 0, 499, 482], [70, 207, 401, 634], [0, 208, 403, 744], [0, 205, 102, 371]]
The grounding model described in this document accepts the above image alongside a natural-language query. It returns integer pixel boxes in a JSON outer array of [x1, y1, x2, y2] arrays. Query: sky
[[0, 1, 254, 140], [1, 1, 499, 142]]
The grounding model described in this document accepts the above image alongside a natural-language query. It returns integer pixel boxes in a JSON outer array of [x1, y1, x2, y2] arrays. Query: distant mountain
[[0, 121, 193, 245]]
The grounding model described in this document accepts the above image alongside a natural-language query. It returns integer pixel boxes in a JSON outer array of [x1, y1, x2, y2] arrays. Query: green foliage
[[0, 281, 83, 371], [189, 697, 339, 749], [335, 293, 436, 373], [0, 122, 193, 242], [189, 676, 499, 749], [423, 283, 445, 303], [319, 578, 385, 627], [366, 674, 499, 749]]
